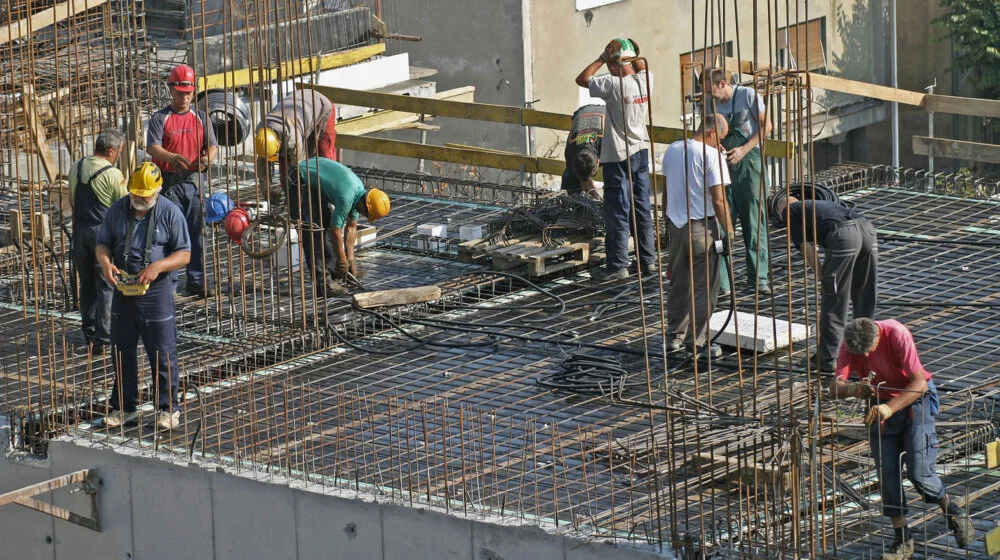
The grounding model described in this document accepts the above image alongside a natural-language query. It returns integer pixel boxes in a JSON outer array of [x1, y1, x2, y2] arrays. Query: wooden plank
[[337, 86, 475, 136], [925, 94, 1000, 119], [807, 72, 926, 107], [197, 43, 386, 91], [913, 136, 1000, 165], [0, 0, 110, 46], [21, 87, 57, 182], [352, 285, 441, 309]]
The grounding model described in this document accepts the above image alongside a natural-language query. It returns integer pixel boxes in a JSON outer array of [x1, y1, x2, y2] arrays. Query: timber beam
[[0, 468, 102, 532]]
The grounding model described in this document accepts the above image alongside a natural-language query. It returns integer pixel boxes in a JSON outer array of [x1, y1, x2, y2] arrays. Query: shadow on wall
[[833, 0, 885, 84]]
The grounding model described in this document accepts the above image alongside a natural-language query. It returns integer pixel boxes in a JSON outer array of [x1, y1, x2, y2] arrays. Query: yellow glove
[[865, 404, 893, 425]]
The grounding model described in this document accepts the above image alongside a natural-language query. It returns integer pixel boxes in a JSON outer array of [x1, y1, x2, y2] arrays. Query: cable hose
[[536, 354, 647, 396], [767, 181, 854, 226], [240, 213, 290, 259]]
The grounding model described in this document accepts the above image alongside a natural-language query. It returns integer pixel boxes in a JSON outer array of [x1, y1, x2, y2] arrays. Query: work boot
[[590, 267, 629, 283], [103, 410, 138, 429], [666, 335, 685, 354], [629, 261, 659, 276], [756, 282, 772, 296], [317, 278, 349, 298], [155, 410, 181, 431], [881, 538, 914, 560], [947, 509, 974, 548], [695, 343, 723, 360]]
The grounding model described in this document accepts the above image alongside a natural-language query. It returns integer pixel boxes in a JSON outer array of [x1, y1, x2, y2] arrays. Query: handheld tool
[[116, 273, 150, 297]]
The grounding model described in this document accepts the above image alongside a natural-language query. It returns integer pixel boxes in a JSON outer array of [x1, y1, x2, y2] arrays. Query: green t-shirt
[[69, 156, 128, 209], [297, 157, 365, 229]]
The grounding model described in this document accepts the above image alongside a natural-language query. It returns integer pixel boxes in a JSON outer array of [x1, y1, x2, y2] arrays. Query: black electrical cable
[[878, 235, 1000, 248], [536, 354, 647, 395], [471, 270, 566, 323], [240, 213, 290, 259]]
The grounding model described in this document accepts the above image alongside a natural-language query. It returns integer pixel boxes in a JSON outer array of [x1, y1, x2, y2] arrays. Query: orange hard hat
[[224, 208, 251, 244], [167, 64, 196, 93]]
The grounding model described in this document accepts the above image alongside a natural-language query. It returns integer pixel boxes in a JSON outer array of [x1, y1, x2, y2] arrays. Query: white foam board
[[709, 310, 812, 353]]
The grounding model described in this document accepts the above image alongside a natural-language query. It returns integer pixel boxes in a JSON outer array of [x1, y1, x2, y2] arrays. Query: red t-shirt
[[835, 319, 930, 400], [146, 106, 217, 173]]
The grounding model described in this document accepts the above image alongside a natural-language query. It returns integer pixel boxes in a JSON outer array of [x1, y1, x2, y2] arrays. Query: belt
[[161, 171, 199, 186]]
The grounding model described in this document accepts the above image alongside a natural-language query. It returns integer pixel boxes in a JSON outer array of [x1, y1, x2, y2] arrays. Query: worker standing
[[96, 163, 191, 430], [705, 68, 772, 296], [254, 90, 337, 194], [575, 38, 657, 280], [69, 129, 128, 355], [831, 318, 974, 559], [771, 195, 878, 372], [662, 114, 734, 359], [294, 157, 390, 296], [560, 103, 605, 200], [146, 64, 219, 298]]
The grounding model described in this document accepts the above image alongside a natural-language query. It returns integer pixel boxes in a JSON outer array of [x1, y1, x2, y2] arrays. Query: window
[[679, 42, 734, 99], [777, 17, 827, 71], [576, 0, 625, 10]]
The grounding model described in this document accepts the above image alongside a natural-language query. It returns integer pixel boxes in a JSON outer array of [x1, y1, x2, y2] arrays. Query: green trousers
[[719, 147, 769, 292]]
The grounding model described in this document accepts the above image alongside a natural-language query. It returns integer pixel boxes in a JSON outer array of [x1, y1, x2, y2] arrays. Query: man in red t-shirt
[[146, 64, 219, 298], [831, 318, 973, 559]]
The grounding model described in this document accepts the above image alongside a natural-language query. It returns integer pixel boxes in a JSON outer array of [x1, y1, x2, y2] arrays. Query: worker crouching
[[96, 163, 192, 430]]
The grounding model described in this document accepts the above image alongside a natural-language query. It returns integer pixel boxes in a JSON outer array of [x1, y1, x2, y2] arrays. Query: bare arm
[[96, 245, 120, 286], [137, 250, 191, 284], [575, 59, 604, 88], [631, 58, 647, 72], [708, 184, 734, 236], [741, 107, 772, 152], [883, 373, 928, 413], [343, 220, 357, 263], [801, 241, 823, 275], [331, 226, 349, 265]]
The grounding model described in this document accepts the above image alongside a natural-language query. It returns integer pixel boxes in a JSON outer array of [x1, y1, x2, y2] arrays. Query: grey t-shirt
[[588, 71, 652, 163], [710, 85, 765, 140]]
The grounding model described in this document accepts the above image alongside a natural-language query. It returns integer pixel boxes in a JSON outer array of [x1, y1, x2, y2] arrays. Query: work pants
[[163, 181, 206, 289], [601, 149, 656, 271], [288, 182, 338, 289], [719, 148, 770, 291], [73, 226, 113, 347], [109, 280, 180, 412], [317, 112, 338, 161], [816, 218, 878, 369], [871, 382, 945, 518], [667, 217, 720, 348]]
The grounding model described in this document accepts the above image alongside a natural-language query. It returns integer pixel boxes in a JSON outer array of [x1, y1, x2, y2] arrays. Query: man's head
[[128, 162, 163, 213], [604, 38, 637, 77], [844, 318, 879, 356], [696, 113, 729, 149], [572, 150, 600, 183], [705, 68, 732, 102], [167, 64, 196, 112], [357, 188, 390, 222], [94, 128, 125, 163]]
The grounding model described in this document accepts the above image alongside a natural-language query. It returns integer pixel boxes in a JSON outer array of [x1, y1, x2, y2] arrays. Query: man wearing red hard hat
[[146, 64, 219, 298]]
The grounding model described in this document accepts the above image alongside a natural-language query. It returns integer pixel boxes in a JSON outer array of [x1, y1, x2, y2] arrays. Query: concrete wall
[[0, 440, 672, 560]]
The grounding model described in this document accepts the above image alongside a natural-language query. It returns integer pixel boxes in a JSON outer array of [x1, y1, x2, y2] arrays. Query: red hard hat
[[167, 64, 196, 93], [224, 208, 251, 244]]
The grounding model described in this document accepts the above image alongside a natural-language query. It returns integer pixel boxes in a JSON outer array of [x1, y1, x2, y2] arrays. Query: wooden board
[[0, 0, 110, 46], [352, 286, 442, 309], [912, 136, 1000, 165], [198, 43, 386, 91], [459, 235, 589, 276], [925, 94, 1000, 119], [808, 72, 926, 107]]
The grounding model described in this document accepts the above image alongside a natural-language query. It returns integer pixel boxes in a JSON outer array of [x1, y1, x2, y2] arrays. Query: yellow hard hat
[[365, 188, 390, 222], [254, 128, 280, 162], [128, 162, 163, 197]]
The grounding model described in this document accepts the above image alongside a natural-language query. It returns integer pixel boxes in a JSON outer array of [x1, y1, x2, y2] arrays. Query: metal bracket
[[0, 468, 102, 532]]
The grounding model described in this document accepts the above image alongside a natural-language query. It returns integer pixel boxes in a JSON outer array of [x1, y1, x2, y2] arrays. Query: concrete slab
[[564, 539, 670, 560], [709, 310, 812, 352], [211, 471, 298, 560], [130, 458, 213, 560], [382, 503, 473, 560], [0, 454, 55, 560], [294, 489, 383, 560], [472, 523, 565, 560]]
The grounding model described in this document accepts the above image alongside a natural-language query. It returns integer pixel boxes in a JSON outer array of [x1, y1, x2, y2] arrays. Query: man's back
[[588, 72, 652, 163], [663, 139, 729, 228]]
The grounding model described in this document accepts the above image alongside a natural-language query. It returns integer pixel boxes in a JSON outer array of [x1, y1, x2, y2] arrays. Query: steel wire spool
[[204, 90, 252, 147], [768, 181, 855, 226]]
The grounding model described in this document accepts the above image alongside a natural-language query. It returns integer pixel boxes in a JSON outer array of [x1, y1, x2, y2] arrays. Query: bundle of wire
[[536, 354, 647, 396]]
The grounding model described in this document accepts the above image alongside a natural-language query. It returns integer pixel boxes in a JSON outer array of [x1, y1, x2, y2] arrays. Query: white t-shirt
[[588, 70, 652, 163], [663, 139, 732, 229]]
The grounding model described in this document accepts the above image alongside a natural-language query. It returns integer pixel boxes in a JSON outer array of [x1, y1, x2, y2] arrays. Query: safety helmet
[[224, 208, 251, 244], [365, 188, 390, 222], [167, 64, 196, 93], [128, 162, 163, 197], [610, 38, 637, 61], [205, 193, 235, 224], [254, 128, 280, 162]]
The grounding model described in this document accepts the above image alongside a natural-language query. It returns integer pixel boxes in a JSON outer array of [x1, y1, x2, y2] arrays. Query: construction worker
[[662, 114, 734, 359], [705, 67, 772, 296], [561, 103, 605, 200], [294, 157, 389, 296], [771, 195, 877, 372], [96, 163, 191, 430], [575, 38, 657, 280], [146, 63, 219, 298], [831, 318, 974, 559], [254, 90, 337, 194], [69, 129, 128, 355]]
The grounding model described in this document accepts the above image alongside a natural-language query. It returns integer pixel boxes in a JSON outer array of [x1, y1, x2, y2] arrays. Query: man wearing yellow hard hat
[[295, 157, 389, 297], [253, 90, 337, 193], [95, 162, 191, 431]]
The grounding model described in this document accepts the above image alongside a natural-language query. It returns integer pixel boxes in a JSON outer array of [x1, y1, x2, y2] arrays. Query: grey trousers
[[667, 218, 721, 347], [817, 218, 878, 368]]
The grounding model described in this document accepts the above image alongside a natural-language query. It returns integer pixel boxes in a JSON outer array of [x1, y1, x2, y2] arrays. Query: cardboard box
[[459, 224, 483, 241]]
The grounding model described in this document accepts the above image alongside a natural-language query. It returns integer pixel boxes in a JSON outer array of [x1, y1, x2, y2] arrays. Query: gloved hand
[[627, 38, 640, 56], [333, 259, 349, 280], [854, 382, 876, 400], [601, 39, 621, 63], [348, 259, 363, 279], [865, 404, 893, 425]]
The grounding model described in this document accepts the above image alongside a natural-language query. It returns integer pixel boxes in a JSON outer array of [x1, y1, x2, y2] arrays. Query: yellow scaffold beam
[[198, 43, 386, 92]]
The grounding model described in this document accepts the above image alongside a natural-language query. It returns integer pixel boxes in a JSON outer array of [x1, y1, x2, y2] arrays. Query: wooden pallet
[[458, 235, 590, 277]]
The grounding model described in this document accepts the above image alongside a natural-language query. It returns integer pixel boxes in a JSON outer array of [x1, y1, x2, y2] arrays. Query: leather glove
[[865, 404, 893, 425], [627, 38, 640, 56], [601, 39, 621, 63], [333, 259, 349, 280], [854, 382, 876, 400]]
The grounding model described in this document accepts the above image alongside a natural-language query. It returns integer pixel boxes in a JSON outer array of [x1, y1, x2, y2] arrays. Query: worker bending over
[[575, 38, 656, 280], [706, 68, 772, 296], [561, 103, 605, 200], [70, 129, 128, 355], [146, 64, 219, 298], [772, 195, 877, 372], [294, 157, 389, 296], [831, 318, 974, 560], [255, 90, 337, 193], [97, 163, 191, 430], [662, 114, 734, 359]]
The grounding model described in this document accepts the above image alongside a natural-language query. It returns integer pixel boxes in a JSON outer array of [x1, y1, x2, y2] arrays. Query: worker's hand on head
[[726, 145, 747, 165], [627, 38, 640, 56], [601, 39, 621, 63], [137, 261, 162, 285], [333, 259, 349, 280], [101, 261, 121, 287], [865, 404, 893, 425], [169, 153, 193, 170]]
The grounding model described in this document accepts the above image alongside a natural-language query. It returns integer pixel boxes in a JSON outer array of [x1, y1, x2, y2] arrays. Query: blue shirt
[[710, 85, 766, 140], [97, 196, 191, 279], [298, 158, 365, 229]]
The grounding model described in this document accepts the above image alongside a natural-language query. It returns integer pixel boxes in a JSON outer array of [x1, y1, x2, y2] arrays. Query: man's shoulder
[[105, 197, 131, 220], [150, 106, 172, 120], [155, 197, 185, 220]]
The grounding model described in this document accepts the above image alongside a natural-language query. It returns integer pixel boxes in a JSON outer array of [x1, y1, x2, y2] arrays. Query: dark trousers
[[109, 280, 180, 412], [288, 184, 337, 284], [601, 150, 656, 271], [817, 218, 878, 369], [73, 227, 113, 346], [667, 218, 721, 347], [872, 383, 945, 518], [163, 181, 205, 288]]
